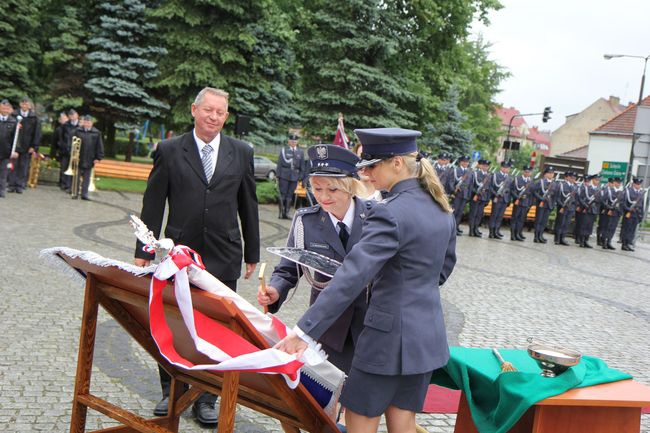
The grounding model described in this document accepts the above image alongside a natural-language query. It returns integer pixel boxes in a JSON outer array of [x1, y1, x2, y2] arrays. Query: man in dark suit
[[134, 87, 260, 425]]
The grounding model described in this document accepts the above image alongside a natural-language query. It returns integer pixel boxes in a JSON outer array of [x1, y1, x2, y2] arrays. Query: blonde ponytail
[[403, 153, 452, 213]]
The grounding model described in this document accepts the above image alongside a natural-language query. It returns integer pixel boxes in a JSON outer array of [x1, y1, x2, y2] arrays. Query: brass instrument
[[65, 136, 82, 198], [27, 152, 44, 188]]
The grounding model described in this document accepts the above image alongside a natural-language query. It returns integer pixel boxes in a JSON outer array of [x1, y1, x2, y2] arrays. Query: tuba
[[65, 136, 82, 198]]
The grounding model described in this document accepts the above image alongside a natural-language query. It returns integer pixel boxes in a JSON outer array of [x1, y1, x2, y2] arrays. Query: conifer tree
[[40, 1, 89, 111], [150, 0, 299, 146], [0, 1, 41, 102], [85, 0, 168, 156], [424, 85, 473, 157], [297, 0, 418, 138]]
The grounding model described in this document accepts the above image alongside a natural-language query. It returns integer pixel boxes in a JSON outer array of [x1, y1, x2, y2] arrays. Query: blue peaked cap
[[308, 144, 360, 177], [354, 128, 421, 168]]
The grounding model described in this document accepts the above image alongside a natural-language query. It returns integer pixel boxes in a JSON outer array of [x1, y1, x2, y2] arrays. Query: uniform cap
[[612, 177, 622, 183], [607, 177, 614, 183], [437, 152, 450, 160], [458, 155, 470, 162], [477, 159, 491, 165], [564, 171, 577, 178], [354, 128, 421, 168], [632, 177, 643, 184], [308, 144, 360, 177], [288, 133, 299, 140], [522, 165, 532, 171], [500, 160, 513, 168], [543, 166, 555, 174]]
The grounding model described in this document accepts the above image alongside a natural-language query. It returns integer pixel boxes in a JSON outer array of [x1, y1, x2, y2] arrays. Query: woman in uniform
[[275, 128, 457, 433], [258, 144, 371, 373]]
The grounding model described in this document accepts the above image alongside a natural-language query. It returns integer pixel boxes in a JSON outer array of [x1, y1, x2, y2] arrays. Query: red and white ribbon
[[149, 246, 303, 387]]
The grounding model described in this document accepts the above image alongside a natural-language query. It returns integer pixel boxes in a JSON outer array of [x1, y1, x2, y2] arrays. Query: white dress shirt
[[193, 129, 220, 179]]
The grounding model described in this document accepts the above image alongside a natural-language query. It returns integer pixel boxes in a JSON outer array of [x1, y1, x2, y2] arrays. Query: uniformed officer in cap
[[487, 160, 512, 239], [599, 177, 622, 249], [446, 155, 472, 235], [553, 171, 578, 245], [531, 165, 557, 243], [0, 99, 19, 198], [468, 159, 491, 237], [434, 152, 451, 187], [276, 133, 305, 219], [258, 144, 370, 374], [509, 165, 533, 241], [575, 173, 601, 248], [619, 177, 645, 251], [8, 96, 41, 194], [596, 177, 614, 246], [275, 127, 456, 431]]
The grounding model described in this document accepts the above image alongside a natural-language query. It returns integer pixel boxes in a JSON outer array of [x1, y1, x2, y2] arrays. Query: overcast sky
[[472, 0, 650, 132]]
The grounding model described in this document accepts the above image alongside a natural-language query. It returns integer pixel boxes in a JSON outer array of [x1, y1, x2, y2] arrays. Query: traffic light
[[542, 106, 552, 123]]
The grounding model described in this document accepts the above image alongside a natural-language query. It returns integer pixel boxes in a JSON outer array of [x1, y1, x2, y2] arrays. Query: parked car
[[254, 156, 276, 181]]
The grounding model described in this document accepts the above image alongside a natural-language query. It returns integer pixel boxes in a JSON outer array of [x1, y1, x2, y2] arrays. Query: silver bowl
[[527, 343, 582, 377]]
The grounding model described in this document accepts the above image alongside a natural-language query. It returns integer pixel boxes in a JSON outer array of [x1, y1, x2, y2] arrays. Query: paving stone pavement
[[1, 185, 649, 432]]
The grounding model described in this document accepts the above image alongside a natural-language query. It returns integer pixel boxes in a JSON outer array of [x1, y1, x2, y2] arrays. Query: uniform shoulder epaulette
[[295, 204, 321, 215]]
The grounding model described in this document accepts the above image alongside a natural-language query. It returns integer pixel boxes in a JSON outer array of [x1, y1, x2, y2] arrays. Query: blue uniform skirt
[[340, 367, 433, 417]]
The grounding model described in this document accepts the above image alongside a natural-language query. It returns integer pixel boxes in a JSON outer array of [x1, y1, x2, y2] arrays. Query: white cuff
[[293, 325, 328, 366]]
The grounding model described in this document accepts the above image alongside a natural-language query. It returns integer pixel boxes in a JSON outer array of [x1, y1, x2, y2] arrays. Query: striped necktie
[[201, 144, 214, 182]]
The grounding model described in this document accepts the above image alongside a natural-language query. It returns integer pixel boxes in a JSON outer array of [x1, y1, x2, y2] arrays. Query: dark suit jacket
[[135, 131, 260, 281]]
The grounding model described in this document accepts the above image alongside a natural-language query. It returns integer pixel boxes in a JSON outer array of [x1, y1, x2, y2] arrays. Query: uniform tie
[[337, 222, 349, 249], [201, 144, 214, 182]]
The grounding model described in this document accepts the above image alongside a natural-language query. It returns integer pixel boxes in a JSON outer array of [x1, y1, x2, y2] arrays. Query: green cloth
[[430, 346, 632, 433]]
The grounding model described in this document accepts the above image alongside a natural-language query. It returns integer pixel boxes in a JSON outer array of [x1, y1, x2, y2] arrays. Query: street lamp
[[604, 53, 650, 182]]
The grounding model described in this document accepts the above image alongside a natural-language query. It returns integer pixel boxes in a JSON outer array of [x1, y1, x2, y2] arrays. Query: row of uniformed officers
[[433, 153, 646, 252], [261, 129, 457, 432], [0, 98, 103, 199]]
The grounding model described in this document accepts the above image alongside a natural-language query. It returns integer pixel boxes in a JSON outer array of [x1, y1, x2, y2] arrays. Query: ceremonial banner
[[333, 113, 349, 149]]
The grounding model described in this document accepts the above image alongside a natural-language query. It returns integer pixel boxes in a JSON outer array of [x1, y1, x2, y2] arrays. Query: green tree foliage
[[0, 0, 42, 102], [423, 85, 473, 156], [509, 142, 535, 170], [85, 0, 168, 156], [150, 0, 299, 145], [449, 37, 509, 157], [39, 1, 89, 111], [296, 0, 419, 137], [12, 0, 507, 157]]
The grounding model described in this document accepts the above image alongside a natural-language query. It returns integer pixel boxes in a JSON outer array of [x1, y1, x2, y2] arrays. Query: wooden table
[[454, 379, 650, 433]]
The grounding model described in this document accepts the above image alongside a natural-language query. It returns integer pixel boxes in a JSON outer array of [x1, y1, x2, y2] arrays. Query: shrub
[[256, 181, 278, 204]]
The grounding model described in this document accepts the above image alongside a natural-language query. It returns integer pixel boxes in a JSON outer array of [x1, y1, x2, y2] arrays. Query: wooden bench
[[454, 380, 650, 433], [483, 201, 537, 222], [94, 160, 152, 181]]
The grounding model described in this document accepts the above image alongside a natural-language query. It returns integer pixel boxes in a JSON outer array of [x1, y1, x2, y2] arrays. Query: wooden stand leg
[[217, 371, 240, 433], [70, 275, 100, 433]]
